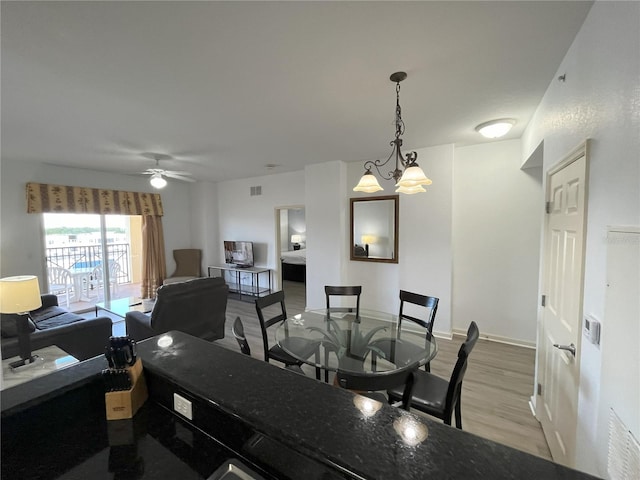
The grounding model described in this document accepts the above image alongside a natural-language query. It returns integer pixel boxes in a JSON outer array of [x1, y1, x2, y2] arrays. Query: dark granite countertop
[[2, 331, 601, 480]]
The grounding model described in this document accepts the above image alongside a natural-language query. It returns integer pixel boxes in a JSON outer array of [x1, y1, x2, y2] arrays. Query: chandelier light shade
[[475, 118, 516, 139], [353, 71, 431, 194], [149, 172, 167, 189], [353, 170, 384, 193]]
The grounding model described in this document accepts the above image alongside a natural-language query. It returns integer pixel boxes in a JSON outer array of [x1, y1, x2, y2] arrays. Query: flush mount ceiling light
[[353, 72, 432, 195], [475, 118, 516, 139], [149, 172, 167, 189]]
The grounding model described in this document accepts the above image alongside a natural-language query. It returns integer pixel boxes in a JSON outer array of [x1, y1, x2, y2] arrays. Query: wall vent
[[250, 186, 262, 196], [608, 408, 640, 479]]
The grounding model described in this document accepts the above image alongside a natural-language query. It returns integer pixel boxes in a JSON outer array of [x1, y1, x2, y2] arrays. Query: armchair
[[163, 249, 202, 285], [125, 276, 229, 342]]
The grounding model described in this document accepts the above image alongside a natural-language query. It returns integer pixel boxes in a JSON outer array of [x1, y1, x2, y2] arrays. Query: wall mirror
[[350, 195, 399, 263]]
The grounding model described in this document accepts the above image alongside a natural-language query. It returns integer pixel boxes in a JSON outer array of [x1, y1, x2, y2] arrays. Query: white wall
[[215, 170, 306, 284], [453, 140, 542, 344], [522, 1, 640, 476], [305, 161, 348, 309], [0, 159, 195, 286], [190, 181, 219, 273]]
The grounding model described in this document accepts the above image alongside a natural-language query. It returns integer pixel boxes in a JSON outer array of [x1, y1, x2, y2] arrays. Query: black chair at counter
[[387, 320, 479, 429], [255, 291, 321, 380]]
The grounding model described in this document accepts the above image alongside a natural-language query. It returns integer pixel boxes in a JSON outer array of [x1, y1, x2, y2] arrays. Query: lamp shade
[[291, 235, 302, 244], [150, 173, 167, 189], [395, 184, 426, 195], [396, 165, 432, 188], [361, 234, 376, 245], [0, 275, 42, 314], [353, 171, 383, 193]]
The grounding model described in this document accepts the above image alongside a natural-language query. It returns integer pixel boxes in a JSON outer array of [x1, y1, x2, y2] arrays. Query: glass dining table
[[274, 308, 437, 377]]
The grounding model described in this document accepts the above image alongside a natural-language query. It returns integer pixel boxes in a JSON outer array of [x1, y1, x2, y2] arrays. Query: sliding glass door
[[43, 213, 142, 311]]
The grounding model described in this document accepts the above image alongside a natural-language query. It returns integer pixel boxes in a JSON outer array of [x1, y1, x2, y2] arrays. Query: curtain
[[26, 182, 163, 216], [141, 215, 167, 299], [27, 182, 167, 298]]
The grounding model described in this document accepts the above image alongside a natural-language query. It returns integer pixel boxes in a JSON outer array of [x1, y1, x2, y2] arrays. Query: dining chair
[[387, 321, 479, 429], [336, 362, 418, 410], [323, 285, 362, 382], [398, 290, 439, 372], [232, 316, 305, 375], [254, 291, 321, 380], [324, 285, 362, 317], [47, 266, 73, 308], [369, 290, 439, 374]]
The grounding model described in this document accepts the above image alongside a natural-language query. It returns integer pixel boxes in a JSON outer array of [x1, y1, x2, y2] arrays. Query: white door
[[537, 143, 589, 467]]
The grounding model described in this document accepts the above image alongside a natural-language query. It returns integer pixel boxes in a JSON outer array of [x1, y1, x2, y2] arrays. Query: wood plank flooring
[[217, 281, 552, 461]]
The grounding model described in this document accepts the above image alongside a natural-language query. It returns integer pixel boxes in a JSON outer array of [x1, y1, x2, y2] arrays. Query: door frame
[[274, 205, 305, 290], [535, 139, 590, 466]]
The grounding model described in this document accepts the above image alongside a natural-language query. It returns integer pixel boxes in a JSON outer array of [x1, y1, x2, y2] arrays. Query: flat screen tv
[[224, 241, 254, 268]]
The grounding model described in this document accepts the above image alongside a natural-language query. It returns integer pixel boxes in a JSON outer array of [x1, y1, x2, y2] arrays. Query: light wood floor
[[217, 280, 553, 461]]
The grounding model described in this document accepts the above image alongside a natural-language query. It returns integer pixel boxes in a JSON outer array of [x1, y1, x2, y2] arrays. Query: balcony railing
[[46, 243, 131, 285]]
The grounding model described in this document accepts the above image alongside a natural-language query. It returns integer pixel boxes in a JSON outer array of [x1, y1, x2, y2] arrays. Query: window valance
[[26, 182, 163, 216]]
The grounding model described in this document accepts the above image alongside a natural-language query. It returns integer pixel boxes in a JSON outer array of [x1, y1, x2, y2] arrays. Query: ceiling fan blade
[[164, 172, 196, 182], [164, 170, 191, 176]]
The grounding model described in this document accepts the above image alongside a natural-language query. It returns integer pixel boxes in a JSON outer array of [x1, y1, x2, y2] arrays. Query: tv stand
[[207, 265, 272, 301]]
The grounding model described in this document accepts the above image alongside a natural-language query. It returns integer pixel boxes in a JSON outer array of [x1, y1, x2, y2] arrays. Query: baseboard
[[451, 328, 536, 349]]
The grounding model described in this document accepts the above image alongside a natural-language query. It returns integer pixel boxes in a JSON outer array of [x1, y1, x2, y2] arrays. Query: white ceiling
[[1, 1, 593, 183]]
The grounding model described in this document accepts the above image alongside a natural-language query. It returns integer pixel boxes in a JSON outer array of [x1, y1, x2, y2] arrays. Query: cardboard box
[[105, 358, 148, 421]]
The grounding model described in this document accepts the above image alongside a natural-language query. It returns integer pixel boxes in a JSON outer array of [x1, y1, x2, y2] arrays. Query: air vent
[[250, 186, 262, 196]]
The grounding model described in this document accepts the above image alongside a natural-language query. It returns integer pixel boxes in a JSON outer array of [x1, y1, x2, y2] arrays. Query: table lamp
[[291, 234, 302, 250], [361, 235, 377, 257], [0, 275, 42, 369]]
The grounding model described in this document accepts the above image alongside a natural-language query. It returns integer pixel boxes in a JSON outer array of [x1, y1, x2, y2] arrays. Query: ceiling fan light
[[150, 173, 167, 189], [396, 165, 432, 188], [475, 118, 516, 139], [395, 184, 426, 195], [353, 170, 384, 193]]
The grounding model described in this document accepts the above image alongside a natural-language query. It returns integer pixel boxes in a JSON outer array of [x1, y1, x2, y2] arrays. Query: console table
[[207, 265, 272, 300]]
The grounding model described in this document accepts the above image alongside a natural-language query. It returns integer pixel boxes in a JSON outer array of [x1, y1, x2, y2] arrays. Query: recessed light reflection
[[393, 415, 428, 446], [157, 335, 174, 348], [353, 395, 383, 418]]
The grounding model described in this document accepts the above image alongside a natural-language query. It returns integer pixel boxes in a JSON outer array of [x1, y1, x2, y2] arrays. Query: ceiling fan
[[139, 153, 195, 188]]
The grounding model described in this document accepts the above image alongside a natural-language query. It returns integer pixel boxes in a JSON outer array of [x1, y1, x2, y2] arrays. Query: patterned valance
[[26, 183, 163, 216]]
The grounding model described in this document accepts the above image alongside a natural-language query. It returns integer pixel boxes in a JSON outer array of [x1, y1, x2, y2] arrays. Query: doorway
[[275, 206, 306, 304], [536, 142, 589, 467]]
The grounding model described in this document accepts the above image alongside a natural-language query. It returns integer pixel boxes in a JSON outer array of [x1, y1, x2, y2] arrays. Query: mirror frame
[[350, 195, 399, 263]]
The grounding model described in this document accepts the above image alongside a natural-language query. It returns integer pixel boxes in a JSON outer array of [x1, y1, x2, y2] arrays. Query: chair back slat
[[255, 290, 288, 361], [444, 321, 479, 413]]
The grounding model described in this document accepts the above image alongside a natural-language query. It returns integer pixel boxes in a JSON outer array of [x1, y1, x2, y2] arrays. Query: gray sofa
[[125, 276, 229, 342], [1, 294, 113, 361]]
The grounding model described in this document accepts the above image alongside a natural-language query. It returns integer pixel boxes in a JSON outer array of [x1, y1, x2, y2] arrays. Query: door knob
[[553, 343, 576, 357]]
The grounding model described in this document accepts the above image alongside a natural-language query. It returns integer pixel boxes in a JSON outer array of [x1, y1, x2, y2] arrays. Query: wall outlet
[[173, 393, 193, 420]]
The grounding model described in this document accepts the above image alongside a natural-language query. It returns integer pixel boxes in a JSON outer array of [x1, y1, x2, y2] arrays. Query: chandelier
[[353, 72, 432, 195]]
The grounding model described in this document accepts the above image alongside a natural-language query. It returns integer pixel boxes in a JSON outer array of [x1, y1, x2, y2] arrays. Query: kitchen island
[[2, 331, 600, 479]]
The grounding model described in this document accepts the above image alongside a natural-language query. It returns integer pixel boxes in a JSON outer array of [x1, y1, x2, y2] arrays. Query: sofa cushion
[[0, 314, 37, 338], [35, 312, 85, 330]]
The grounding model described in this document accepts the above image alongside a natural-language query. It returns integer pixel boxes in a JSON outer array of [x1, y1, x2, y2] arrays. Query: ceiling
[[1, 1, 593, 184]]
